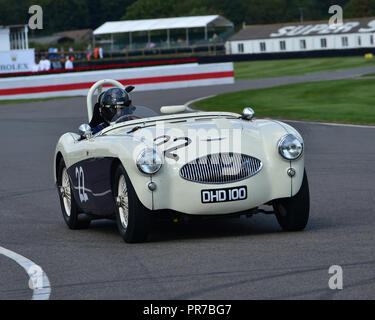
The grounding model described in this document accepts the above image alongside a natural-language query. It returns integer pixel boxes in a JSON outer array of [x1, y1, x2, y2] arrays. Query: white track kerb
[[0, 246, 51, 300]]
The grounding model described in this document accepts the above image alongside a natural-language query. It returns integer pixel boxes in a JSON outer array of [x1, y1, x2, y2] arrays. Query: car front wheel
[[113, 164, 151, 243], [273, 169, 310, 231]]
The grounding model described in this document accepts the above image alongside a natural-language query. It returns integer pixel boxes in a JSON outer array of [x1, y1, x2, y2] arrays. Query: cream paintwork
[[54, 80, 305, 216], [54, 113, 304, 215]]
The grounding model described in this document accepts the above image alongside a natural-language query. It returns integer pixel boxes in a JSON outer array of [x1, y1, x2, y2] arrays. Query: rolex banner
[[0, 49, 35, 74]]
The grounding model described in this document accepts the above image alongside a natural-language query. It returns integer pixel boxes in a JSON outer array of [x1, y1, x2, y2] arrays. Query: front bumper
[[150, 157, 304, 215]]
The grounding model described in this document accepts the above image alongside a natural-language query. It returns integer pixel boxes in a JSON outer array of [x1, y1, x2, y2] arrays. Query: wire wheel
[[61, 167, 72, 217], [113, 164, 151, 243], [117, 175, 129, 229]]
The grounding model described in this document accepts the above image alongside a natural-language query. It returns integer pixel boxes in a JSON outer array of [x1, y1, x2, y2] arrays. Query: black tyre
[[57, 158, 91, 229], [113, 164, 151, 243], [273, 169, 310, 231]]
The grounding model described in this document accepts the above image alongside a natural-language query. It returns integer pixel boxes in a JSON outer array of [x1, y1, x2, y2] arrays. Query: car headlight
[[278, 134, 304, 160], [136, 148, 162, 174]]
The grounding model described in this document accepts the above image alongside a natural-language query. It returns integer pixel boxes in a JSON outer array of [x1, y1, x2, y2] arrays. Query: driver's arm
[[89, 103, 104, 128], [91, 122, 109, 134]]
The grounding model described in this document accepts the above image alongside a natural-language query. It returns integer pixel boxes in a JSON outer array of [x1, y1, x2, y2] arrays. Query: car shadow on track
[[150, 217, 283, 242], [87, 214, 286, 243], [61, 211, 336, 245]]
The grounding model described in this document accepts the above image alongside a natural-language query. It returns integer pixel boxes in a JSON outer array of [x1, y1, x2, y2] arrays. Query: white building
[[226, 17, 375, 55], [93, 15, 234, 51], [0, 25, 35, 74]]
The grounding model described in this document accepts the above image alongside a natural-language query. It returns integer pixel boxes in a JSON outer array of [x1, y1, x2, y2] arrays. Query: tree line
[[1, 0, 374, 35]]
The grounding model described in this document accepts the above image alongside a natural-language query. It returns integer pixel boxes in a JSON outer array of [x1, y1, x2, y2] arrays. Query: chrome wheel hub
[[117, 175, 129, 229], [61, 168, 72, 216]]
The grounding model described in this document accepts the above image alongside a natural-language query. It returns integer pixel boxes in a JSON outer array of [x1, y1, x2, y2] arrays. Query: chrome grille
[[180, 153, 262, 184]]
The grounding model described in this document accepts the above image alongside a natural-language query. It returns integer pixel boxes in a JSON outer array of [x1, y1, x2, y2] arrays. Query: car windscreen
[[111, 105, 159, 124], [132, 106, 159, 118]]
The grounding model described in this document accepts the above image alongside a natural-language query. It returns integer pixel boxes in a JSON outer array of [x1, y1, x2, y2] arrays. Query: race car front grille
[[179, 153, 262, 184]]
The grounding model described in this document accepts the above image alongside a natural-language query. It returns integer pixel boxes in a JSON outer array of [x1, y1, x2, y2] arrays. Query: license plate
[[201, 186, 247, 204]]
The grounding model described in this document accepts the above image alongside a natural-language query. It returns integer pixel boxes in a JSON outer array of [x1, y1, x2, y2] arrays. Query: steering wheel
[[87, 79, 125, 122], [114, 114, 142, 124]]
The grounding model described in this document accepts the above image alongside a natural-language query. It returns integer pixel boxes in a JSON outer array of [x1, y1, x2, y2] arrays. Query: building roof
[[2, 24, 27, 29], [29, 35, 63, 45], [93, 15, 233, 35], [54, 28, 92, 41], [229, 17, 375, 41]]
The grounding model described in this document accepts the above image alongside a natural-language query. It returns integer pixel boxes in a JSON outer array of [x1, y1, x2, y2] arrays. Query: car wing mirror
[[78, 123, 93, 139]]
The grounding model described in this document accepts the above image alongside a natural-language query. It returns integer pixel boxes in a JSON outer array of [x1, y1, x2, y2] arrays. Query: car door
[[68, 136, 116, 216]]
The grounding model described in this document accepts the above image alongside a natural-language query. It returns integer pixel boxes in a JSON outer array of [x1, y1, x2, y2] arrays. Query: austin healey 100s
[[54, 79, 309, 243]]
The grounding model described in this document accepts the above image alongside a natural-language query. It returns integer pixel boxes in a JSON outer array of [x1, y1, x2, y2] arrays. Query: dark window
[[342, 37, 349, 47], [260, 42, 266, 52], [320, 38, 327, 48], [280, 41, 286, 50], [238, 43, 244, 53]]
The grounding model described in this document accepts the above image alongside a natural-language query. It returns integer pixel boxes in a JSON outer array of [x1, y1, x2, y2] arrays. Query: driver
[[89, 87, 136, 134]]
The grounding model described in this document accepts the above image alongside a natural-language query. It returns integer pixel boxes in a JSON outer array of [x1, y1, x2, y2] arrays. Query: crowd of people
[[31, 45, 104, 73], [32, 56, 75, 72]]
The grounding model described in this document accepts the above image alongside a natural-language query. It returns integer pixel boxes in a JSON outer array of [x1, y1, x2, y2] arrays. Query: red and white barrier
[[0, 63, 234, 100]]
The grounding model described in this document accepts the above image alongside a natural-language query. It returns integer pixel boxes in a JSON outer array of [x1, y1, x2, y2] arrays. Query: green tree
[[122, 0, 178, 20], [0, 0, 362, 36], [121, 0, 352, 26], [345, 0, 375, 17]]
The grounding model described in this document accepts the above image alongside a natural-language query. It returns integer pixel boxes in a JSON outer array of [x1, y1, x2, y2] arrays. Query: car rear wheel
[[113, 164, 151, 243], [273, 169, 310, 231], [57, 158, 91, 229]]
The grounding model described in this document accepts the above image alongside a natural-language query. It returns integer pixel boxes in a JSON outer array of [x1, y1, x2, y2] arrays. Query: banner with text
[[0, 49, 35, 74]]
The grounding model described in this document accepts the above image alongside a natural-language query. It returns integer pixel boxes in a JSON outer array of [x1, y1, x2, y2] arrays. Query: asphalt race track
[[1, 68, 375, 299]]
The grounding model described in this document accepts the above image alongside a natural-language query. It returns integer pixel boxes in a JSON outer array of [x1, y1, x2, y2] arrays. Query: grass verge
[[234, 56, 375, 80], [194, 78, 375, 125], [0, 96, 81, 105]]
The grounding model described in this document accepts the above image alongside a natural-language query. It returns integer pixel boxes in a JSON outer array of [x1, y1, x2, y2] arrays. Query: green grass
[[0, 96, 80, 105], [194, 78, 375, 125], [234, 56, 375, 80]]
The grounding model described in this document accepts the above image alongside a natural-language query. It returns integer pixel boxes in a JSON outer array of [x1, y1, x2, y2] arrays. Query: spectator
[[65, 56, 74, 69], [86, 44, 92, 61], [48, 47, 54, 59], [99, 47, 103, 59], [32, 59, 41, 72], [52, 57, 62, 70], [39, 56, 51, 71], [93, 47, 99, 59]]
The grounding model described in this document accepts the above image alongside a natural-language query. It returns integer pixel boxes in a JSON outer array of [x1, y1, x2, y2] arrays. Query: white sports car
[[54, 79, 309, 243]]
